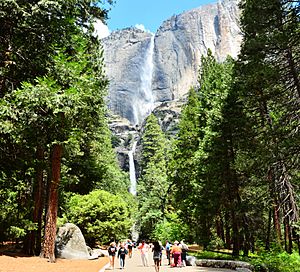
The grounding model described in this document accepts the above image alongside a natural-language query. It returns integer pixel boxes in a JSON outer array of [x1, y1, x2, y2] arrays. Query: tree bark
[[25, 146, 45, 255], [265, 208, 272, 251], [224, 211, 231, 250], [40, 144, 62, 262], [284, 218, 293, 254]]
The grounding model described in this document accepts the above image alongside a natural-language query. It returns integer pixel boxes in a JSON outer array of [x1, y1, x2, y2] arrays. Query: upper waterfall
[[133, 34, 155, 125], [102, 0, 242, 125]]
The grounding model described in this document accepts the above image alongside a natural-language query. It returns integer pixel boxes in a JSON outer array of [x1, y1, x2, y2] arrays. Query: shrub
[[152, 212, 191, 242], [61, 190, 134, 246], [251, 251, 300, 272]]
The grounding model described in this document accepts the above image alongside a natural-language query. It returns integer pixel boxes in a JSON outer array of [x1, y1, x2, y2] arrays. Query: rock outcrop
[[195, 259, 253, 271], [102, 0, 242, 125], [55, 223, 90, 259]]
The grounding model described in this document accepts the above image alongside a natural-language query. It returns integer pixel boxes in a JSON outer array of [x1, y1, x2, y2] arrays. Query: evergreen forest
[[0, 0, 299, 271]]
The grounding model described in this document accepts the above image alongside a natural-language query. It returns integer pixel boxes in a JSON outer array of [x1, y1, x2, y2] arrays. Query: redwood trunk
[[40, 144, 62, 262], [273, 202, 282, 244]]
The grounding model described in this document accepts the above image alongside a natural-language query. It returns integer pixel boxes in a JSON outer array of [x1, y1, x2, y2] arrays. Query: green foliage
[[137, 114, 170, 239], [207, 235, 225, 251], [152, 213, 191, 243], [193, 251, 235, 261], [61, 190, 135, 245], [251, 252, 300, 272]]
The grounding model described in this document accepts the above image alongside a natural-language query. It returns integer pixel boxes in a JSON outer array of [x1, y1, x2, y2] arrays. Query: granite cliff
[[102, 0, 242, 126]]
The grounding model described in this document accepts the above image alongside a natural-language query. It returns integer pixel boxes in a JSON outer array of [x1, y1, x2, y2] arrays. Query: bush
[[152, 212, 191, 242], [251, 251, 300, 272], [61, 190, 135, 246], [207, 235, 225, 250]]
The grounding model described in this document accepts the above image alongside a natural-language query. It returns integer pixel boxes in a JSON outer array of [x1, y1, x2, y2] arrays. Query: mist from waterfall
[[133, 34, 155, 125], [129, 141, 137, 196]]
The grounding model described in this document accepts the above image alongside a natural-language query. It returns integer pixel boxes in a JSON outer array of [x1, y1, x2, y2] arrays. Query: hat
[[174, 240, 179, 245]]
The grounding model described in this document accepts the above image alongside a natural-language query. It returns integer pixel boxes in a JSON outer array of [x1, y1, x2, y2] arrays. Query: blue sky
[[100, 0, 216, 35]]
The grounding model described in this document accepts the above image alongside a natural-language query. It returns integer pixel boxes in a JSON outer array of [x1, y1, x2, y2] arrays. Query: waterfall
[[133, 34, 155, 125], [128, 140, 139, 241], [128, 141, 137, 195]]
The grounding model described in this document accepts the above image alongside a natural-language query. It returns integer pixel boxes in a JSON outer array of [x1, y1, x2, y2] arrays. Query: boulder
[[55, 223, 90, 259], [195, 259, 253, 271], [186, 255, 197, 266], [236, 268, 253, 272]]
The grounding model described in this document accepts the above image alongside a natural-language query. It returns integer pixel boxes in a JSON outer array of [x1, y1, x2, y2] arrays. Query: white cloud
[[94, 19, 110, 39], [135, 24, 152, 33]]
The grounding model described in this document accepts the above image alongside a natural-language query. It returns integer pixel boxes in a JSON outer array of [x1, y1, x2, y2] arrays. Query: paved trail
[[104, 249, 234, 272]]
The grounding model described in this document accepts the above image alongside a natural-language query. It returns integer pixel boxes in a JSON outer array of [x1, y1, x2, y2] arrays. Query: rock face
[[102, 0, 242, 125], [55, 223, 90, 259], [103, 29, 154, 125]]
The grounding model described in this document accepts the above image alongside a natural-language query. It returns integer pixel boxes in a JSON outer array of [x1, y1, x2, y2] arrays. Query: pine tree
[[236, 0, 300, 252], [137, 114, 169, 239]]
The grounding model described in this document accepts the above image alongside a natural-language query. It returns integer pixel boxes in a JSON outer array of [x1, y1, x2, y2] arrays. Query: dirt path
[[0, 252, 109, 272], [105, 248, 235, 272]]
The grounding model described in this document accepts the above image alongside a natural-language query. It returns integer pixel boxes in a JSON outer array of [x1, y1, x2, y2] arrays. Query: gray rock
[[92, 248, 108, 257], [195, 259, 253, 270], [55, 223, 90, 259], [236, 268, 253, 272], [186, 255, 197, 266], [102, 0, 242, 125]]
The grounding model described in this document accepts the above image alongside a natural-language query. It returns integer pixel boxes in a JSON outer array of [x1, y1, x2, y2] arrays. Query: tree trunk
[[25, 146, 45, 255], [40, 144, 62, 262], [224, 211, 231, 249], [284, 219, 293, 254], [231, 209, 240, 257], [216, 212, 224, 241], [265, 208, 272, 251]]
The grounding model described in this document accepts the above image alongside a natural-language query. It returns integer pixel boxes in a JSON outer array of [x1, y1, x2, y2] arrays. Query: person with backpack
[[180, 240, 189, 267]]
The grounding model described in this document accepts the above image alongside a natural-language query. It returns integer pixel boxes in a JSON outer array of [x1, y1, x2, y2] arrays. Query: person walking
[[165, 240, 171, 265], [126, 239, 133, 258], [180, 240, 189, 267], [117, 242, 128, 269], [170, 240, 182, 267], [108, 242, 117, 269], [137, 240, 149, 266], [152, 241, 163, 272]]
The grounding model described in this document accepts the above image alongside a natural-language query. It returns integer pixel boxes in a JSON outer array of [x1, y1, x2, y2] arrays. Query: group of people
[[107, 239, 134, 269], [107, 239, 189, 270], [165, 240, 189, 268]]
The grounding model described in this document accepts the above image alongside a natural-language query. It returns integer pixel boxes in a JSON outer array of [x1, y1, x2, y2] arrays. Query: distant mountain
[[102, 0, 242, 125]]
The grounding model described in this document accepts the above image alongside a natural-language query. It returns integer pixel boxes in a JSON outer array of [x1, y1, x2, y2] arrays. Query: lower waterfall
[[128, 140, 139, 241], [128, 141, 137, 195]]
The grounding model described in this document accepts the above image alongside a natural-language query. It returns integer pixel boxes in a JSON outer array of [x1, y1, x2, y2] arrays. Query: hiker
[[108, 242, 117, 269], [117, 242, 128, 269], [126, 239, 133, 258], [138, 240, 149, 266], [165, 240, 172, 265], [180, 240, 189, 267], [170, 240, 182, 267], [152, 241, 164, 272]]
